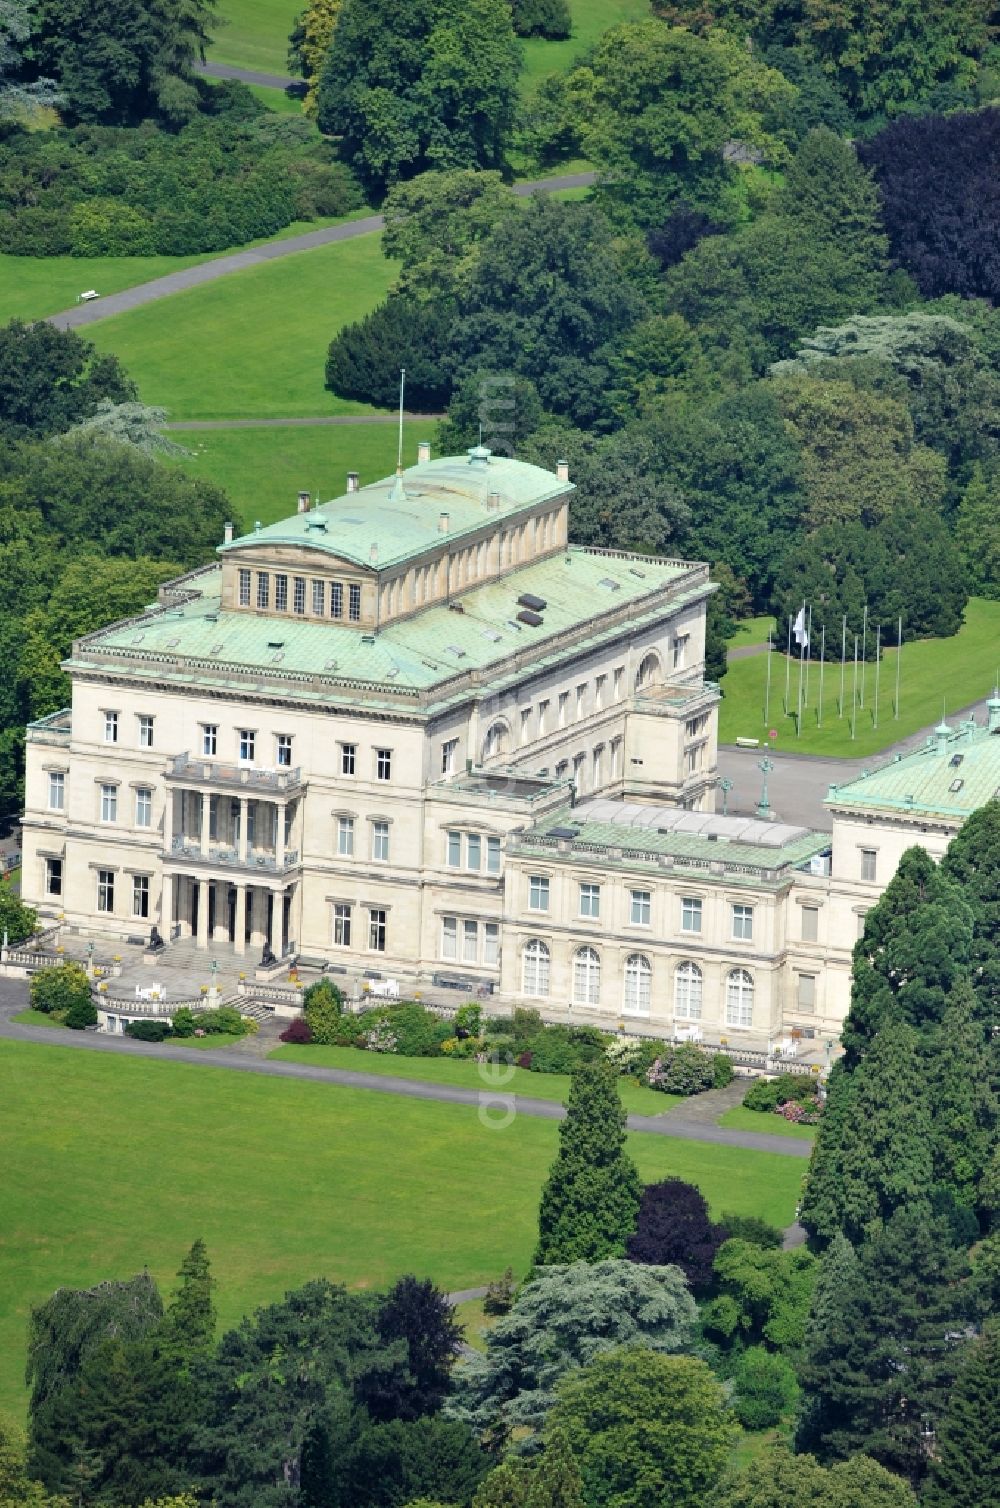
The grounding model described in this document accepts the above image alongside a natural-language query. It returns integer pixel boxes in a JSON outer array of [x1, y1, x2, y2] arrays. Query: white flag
[[793, 606, 809, 650]]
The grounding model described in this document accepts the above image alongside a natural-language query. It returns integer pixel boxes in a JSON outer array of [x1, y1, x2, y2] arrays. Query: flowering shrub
[[777, 1099, 820, 1124], [647, 1043, 732, 1096], [279, 1017, 313, 1044], [743, 1072, 821, 1121], [364, 1017, 399, 1053], [605, 1035, 643, 1074]]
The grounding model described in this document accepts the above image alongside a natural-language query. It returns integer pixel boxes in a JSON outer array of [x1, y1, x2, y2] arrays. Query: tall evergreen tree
[[923, 1324, 1000, 1508], [795, 1233, 859, 1454], [940, 798, 1000, 1028], [164, 1239, 215, 1359], [534, 1062, 642, 1265], [528, 1428, 585, 1508], [797, 1062, 859, 1243], [928, 981, 995, 1210]]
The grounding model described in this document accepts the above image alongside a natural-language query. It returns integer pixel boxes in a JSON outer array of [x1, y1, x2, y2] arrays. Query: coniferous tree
[[928, 981, 995, 1210], [534, 1062, 642, 1265], [797, 1062, 859, 1244], [940, 799, 1000, 1028], [527, 1428, 585, 1508], [795, 1233, 860, 1454], [163, 1239, 216, 1359], [923, 1324, 1000, 1508]]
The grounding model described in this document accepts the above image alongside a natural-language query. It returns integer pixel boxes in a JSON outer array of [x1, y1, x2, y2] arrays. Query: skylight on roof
[[446, 644, 467, 658], [481, 628, 502, 642], [598, 577, 621, 591], [166, 637, 180, 648], [949, 778, 964, 792]]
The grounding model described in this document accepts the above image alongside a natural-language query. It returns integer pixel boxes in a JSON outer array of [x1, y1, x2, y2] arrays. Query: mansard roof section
[[219, 450, 574, 570], [826, 708, 1000, 820]]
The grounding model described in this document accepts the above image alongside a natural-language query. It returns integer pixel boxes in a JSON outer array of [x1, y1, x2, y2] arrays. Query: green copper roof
[[221, 450, 572, 569], [827, 722, 1000, 819], [70, 546, 705, 711]]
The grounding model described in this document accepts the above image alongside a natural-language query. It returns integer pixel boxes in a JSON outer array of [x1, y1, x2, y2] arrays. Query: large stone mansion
[[20, 446, 1000, 1048]]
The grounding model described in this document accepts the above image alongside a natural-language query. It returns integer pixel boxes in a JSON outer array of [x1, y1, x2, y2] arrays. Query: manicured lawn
[[208, 0, 299, 75], [10, 1009, 66, 1030], [0, 1039, 802, 1422], [717, 1106, 816, 1142], [88, 233, 397, 421], [453, 1297, 496, 1354], [719, 598, 1000, 757], [271, 1043, 678, 1116], [520, 0, 650, 92], [728, 616, 777, 650], [170, 420, 428, 528]]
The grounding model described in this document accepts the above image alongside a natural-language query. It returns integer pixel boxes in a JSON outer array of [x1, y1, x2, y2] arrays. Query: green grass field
[[719, 598, 1000, 757], [87, 233, 397, 421], [520, 0, 654, 91], [170, 420, 428, 528], [717, 1106, 816, 1142], [0, 1038, 803, 1422], [271, 1043, 680, 1117], [208, 0, 299, 75]]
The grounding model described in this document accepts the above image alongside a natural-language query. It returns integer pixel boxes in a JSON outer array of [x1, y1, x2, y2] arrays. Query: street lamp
[[719, 777, 734, 816], [755, 755, 774, 818]]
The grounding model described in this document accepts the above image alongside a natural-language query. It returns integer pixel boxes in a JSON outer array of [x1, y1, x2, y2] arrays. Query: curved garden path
[[48, 173, 597, 332]]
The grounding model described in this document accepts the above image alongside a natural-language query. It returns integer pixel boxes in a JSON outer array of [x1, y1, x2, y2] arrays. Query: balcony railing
[[165, 754, 304, 793], [26, 709, 72, 747], [166, 836, 300, 872]]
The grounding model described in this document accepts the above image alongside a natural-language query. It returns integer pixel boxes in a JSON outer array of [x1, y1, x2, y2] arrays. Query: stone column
[[161, 873, 173, 936], [238, 797, 249, 863], [275, 801, 286, 869], [200, 792, 211, 854], [163, 788, 174, 853], [269, 889, 282, 958], [196, 879, 210, 948], [234, 884, 247, 956]]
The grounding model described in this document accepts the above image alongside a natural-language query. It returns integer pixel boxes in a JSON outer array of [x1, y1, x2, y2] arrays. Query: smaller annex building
[[18, 443, 1000, 1050]]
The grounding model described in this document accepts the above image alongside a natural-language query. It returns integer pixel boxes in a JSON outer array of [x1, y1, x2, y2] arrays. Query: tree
[[325, 292, 455, 410], [316, 0, 521, 196], [941, 799, 1000, 1029], [302, 978, 347, 1044], [729, 1347, 797, 1430], [65, 401, 187, 457], [548, 1347, 735, 1508], [163, 1239, 215, 1359], [0, 880, 36, 943], [955, 465, 1000, 598], [510, 0, 570, 41], [794, 1206, 974, 1481], [329, 1413, 488, 1508], [715, 1443, 917, 1508], [927, 981, 995, 1210], [858, 108, 1000, 303], [526, 1429, 583, 1508], [702, 1239, 818, 1353], [0, 321, 135, 442], [794, 1232, 859, 1453], [625, 1178, 728, 1291], [0, 1, 60, 118], [28, 0, 219, 126], [923, 1324, 1000, 1508], [534, 1061, 642, 1265], [449, 1259, 697, 1446], [28, 964, 90, 1017], [288, 0, 342, 116], [357, 1276, 461, 1422], [381, 170, 515, 303]]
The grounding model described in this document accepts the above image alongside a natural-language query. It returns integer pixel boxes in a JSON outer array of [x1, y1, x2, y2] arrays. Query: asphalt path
[[48, 173, 597, 332], [164, 414, 442, 430], [197, 61, 297, 89], [0, 978, 808, 1159]]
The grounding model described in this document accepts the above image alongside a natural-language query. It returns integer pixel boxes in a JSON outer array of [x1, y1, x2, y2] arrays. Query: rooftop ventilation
[[598, 577, 621, 591], [517, 609, 543, 627], [166, 637, 180, 648], [449, 602, 465, 614], [949, 754, 964, 767], [361, 634, 376, 645], [272, 652, 285, 664], [223, 522, 234, 544], [446, 644, 467, 658], [267, 640, 284, 649], [438, 511, 450, 534], [481, 628, 502, 642], [506, 620, 522, 633], [324, 659, 338, 671], [305, 516, 328, 532], [517, 592, 547, 611], [468, 445, 491, 466], [548, 825, 579, 839], [628, 567, 646, 579], [417, 440, 431, 464], [204, 613, 218, 623], [556, 459, 569, 483], [210, 642, 223, 653]]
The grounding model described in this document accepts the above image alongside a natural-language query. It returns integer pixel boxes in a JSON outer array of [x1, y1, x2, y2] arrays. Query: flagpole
[[784, 614, 792, 715], [803, 603, 813, 707], [796, 600, 806, 738], [851, 634, 859, 740], [818, 624, 825, 728], [894, 615, 902, 719], [839, 614, 847, 717], [873, 624, 881, 729], [860, 603, 868, 707], [764, 628, 773, 728]]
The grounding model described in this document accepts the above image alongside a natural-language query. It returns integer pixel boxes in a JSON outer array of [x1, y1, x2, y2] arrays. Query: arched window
[[726, 968, 754, 1029], [623, 953, 652, 1015], [674, 961, 703, 1020], [573, 947, 601, 1007], [481, 720, 509, 763], [522, 939, 550, 998], [635, 651, 662, 691]]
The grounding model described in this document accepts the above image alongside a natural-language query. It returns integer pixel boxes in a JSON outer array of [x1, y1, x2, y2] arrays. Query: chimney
[[297, 489, 310, 513], [935, 716, 951, 754], [254, 520, 262, 534], [438, 511, 450, 534], [417, 440, 431, 464], [370, 543, 379, 565], [347, 471, 359, 493], [988, 688, 1000, 733], [223, 521, 234, 545], [487, 490, 501, 512], [556, 458, 569, 483]]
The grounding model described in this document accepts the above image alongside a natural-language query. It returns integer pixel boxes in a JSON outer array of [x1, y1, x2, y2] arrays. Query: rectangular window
[[672, 633, 690, 671], [368, 908, 386, 952], [375, 748, 392, 781], [579, 883, 601, 919], [349, 583, 362, 622], [519, 708, 531, 745], [100, 784, 118, 823], [47, 772, 65, 811], [558, 691, 568, 727], [138, 714, 154, 749], [483, 923, 499, 966], [466, 833, 481, 871], [276, 735, 292, 768], [312, 580, 325, 615], [337, 816, 355, 857], [333, 903, 352, 947], [537, 699, 549, 735], [801, 905, 819, 943], [238, 568, 251, 607], [797, 973, 816, 1012], [238, 730, 255, 764], [685, 745, 703, 776], [293, 576, 306, 615], [857, 910, 868, 940], [441, 738, 458, 776], [97, 869, 115, 913], [132, 874, 150, 919], [45, 857, 62, 897], [256, 572, 270, 610], [134, 787, 152, 828], [331, 582, 344, 619], [861, 848, 877, 883], [592, 746, 603, 786], [595, 674, 606, 707], [462, 919, 478, 964], [630, 889, 651, 926], [732, 904, 754, 941], [613, 666, 624, 698], [341, 742, 356, 776], [103, 710, 119, 744], [441, 916, 458, 960], [611, 738, 622, 778], [446, 831, 462, 868], [372, 820, 390, 862], [202, 724, 218, 757], [486, 836, 501, 874], [274, 574, 288, 612], [681, 896, 702, 934], [529, 875, 550, 912], [576, 683, 586, 717]]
